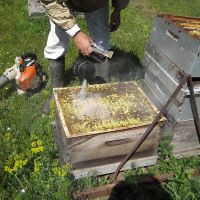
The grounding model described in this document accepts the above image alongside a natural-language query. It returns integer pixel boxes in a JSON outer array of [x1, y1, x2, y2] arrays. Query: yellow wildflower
[[31, 146, 45, 154], [13, 159, 27, 172], [22, 160, 27, 165], [65, 164, 71, 169], [36, 140, 43, 146], [14, 154, 20, 161], [31, 141, 37, 147], [31, 140, 45, 154], [13, 162, 19, 172], [53, 164, 71, 177], [34, 161, 41, 174], [4, 159, 27, 173], [4, 166, 13, 174], [5, 132, 11, 141], [32, 140, 43, 147], [53, 167, 66, 177], [58, 168, 66, 177]]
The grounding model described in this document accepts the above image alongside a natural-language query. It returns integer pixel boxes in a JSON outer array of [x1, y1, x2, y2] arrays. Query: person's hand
[[73, 31, 93, 56], [109, 8, 121, 32]]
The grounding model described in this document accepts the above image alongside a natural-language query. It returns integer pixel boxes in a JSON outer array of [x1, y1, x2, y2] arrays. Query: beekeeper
[[41, 0, 129, 86], [41, 0, 129, 112]]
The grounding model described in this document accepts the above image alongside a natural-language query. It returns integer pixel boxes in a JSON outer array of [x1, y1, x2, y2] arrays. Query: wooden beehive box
[[53, 81, 165, 178]]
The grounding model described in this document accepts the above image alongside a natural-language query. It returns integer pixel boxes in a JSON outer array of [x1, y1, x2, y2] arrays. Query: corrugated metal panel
[[149, 15, 200, 77], [144, 14, 200, 122]]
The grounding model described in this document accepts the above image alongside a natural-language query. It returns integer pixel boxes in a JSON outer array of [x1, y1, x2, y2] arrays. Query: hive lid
[[160, 14, 200, 40], [54, 81, 165, 138]]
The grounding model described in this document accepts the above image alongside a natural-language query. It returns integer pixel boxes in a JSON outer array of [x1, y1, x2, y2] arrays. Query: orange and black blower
[[0, 53, 47, 94]]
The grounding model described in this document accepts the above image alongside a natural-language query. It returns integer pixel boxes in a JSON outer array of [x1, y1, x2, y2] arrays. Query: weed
[[158, 133, 173, 161]]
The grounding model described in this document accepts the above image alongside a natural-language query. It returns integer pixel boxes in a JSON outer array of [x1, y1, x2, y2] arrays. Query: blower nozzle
[[0, 75, 9, 89]]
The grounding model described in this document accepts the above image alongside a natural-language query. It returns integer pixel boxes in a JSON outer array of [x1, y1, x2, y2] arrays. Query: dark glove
[[109, 8, 121, 32]]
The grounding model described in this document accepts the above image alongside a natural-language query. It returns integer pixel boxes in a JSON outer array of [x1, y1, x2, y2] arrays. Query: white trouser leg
[[44, 20, 70, 59], [84, 0, 110, 50], [44, 1, 110, 59]]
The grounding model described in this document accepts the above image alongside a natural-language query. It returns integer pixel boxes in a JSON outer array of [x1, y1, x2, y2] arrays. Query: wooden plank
[[54, 107, 71, 164], [174, 148, 200, 158], [172, 120, 200, 154], [72, 155, 158, 179], [68, 126, 161, 169], [28, 0, 45, 17], [54, 88, 71, 137], [73, 173, 174, 199]]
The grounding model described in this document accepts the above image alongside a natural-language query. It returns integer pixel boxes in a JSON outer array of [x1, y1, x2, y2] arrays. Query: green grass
[[1, 0, 200, 199]]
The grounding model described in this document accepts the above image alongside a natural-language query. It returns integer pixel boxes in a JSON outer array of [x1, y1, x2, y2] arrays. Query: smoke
[[78, 79, 87, 100], [72, 51, 146, 121], [73, 79, 111, 120], [73, 96, 111, 120], [109, 51, 145, 82]]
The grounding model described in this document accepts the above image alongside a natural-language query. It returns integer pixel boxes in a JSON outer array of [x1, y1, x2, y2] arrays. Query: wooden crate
[[28, 0, 45, 17], [53, 82, 165, 178], [28, 0, 84, 17]]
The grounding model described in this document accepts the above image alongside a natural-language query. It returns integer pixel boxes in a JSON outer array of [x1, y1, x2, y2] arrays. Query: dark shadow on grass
[[109, 176, 172, 200], [64, 65, 76, 85]]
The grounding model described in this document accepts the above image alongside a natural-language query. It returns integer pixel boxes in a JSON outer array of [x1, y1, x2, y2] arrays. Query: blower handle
[[21, 52, 37, 61], [19, 53, 38, 73]]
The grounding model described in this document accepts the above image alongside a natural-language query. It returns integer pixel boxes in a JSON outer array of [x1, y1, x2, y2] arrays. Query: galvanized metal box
[[150, 14, 200, 77], [53, 82, 165, 178], [144, 15, 200, 122], [143, 14, 200, 161], [143, 41, 200, 122]]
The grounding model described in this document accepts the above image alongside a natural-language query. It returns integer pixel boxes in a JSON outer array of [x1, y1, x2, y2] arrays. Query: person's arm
[[41, 0, 92, 55], [41, 0, 81, 37], [110, 0, 130, 32]]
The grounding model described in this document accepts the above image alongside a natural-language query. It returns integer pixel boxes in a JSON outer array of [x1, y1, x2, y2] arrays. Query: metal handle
[[166, 29, 179, 42], [105, 138, 131, 146], [21, 52, 37, 61], [182, 88, 200, 96]]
